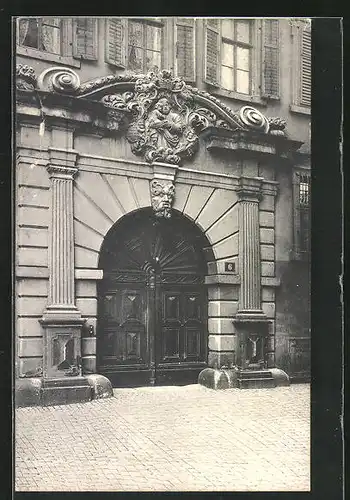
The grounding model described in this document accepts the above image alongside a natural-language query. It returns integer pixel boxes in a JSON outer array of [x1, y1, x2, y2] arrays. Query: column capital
[[47, 147, 79, 179], [235, 176, 263, 202], [46, 164, 79, 180]]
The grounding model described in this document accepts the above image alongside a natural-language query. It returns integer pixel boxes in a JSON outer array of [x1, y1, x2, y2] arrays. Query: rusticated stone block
[[208, 318, 235, 334], [81, 337, 96, 356], [208, 334, 237, 351], [208, 285, 239, 301], [82, 355, 96, 375], [208, 301, 239, 317]]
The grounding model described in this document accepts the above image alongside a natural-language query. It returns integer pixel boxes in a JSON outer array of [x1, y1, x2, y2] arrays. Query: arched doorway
[[97, 208, 214, 387]]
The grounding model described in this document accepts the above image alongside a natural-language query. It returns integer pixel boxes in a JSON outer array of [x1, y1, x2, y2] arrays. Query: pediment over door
[[17, 65, 297, 165]]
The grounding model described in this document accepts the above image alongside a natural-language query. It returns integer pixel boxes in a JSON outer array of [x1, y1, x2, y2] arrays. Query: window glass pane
[[221, 42, 233, 67], [146, 50, 161, 72], [236, 69, 250, 94], [222, 19, 234, 39], [236, 46, 250, 71], [128, 45, 143, 72], [129, 21, 143, 47], [221, 65, 234, 90], [19, 18, 39, 49], [235, 20, 251, 43], [146, 24, 162, 51], [41, 19, 61, 54]]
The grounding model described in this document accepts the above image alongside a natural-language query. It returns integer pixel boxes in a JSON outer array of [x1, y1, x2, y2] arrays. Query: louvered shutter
[[262, 19, 279, 98], [175, 18, 195, 82], [105, 18, 125, 67], [73, 18, 97, 60], [300, 28, 311, 106], [204, 19, 220, 86]]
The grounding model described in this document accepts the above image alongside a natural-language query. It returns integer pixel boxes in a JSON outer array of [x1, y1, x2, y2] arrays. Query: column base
[[41, 305, 84, 324], [15, 374, 114, 407]]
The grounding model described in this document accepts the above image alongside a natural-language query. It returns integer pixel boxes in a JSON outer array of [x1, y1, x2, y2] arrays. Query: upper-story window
[[105, 18, 164, 72], [18, 17, 62, 55], [220, 19, 252, 94], [128, 19, 162, 72], [205, 18, 280, 99]]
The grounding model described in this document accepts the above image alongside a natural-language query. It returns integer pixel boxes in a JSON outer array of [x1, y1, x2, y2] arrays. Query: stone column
[[236, 177, 265, 318]]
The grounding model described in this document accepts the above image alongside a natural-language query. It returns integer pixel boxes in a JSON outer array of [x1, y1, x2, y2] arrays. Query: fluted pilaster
[[236, 177, 265, 317], [41, 148, 82, 323], [240, 200, 261, 310], [49, 173, 75, 306]]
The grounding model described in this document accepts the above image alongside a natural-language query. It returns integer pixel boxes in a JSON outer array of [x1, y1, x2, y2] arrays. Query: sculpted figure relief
[[150, 179, 175, 219], [147, 98, 185, 151]]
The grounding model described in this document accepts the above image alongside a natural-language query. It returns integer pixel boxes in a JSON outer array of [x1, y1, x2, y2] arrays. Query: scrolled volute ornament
[[239, 106, 270, 134], [150, 179, 175, 219], [37, 67, 80, 94]]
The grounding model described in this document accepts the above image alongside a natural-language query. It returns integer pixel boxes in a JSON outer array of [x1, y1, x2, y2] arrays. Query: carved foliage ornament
[[150, 179, 175, 219], [16, 64, 37, 92]]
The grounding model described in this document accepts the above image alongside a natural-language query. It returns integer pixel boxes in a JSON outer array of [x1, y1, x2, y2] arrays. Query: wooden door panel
[[99, 287, 147, 367], [184, 292, 201, 320], [184, 327, 202, 360], [163, 292, 181, 320], [162, 327, 181, 361]]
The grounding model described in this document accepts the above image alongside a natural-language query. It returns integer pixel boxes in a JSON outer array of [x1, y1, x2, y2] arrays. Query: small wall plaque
[[225, 262, 235, 273]]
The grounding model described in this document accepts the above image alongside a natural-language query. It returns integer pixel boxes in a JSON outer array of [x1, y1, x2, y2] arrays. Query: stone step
[[237, 377, 276, 389], [238, 370, 273, 379]]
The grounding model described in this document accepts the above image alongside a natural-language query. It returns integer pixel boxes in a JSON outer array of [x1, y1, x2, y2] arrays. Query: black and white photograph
[[13, 16, 317, 493]]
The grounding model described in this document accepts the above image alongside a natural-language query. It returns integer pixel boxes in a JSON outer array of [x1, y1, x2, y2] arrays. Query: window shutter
[[262, 19, 279, 98], [300, 28, 311, 106], [175, 18, 195, 82], [73, 18, 97, 60], [204, 19, 220, 86], [105, 18, 125, 67]]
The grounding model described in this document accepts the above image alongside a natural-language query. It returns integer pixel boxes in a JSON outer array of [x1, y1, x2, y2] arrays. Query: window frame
[[125, 18, 165, 74], [16, 17, 80, 68], [204, 18, 266, 105], [220, 19, 253, 95]]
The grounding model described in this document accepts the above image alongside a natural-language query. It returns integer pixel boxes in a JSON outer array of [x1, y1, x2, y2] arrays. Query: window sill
[[290, 104, 311, 116], [16, 46, 81, 69], [208, 86, 267, 107]]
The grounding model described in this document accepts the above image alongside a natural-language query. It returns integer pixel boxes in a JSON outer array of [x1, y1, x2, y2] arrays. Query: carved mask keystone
[[150, 179, 175, 219]]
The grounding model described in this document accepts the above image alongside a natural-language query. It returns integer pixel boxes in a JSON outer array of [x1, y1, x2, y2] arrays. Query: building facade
[[15, 17, 311, 405]]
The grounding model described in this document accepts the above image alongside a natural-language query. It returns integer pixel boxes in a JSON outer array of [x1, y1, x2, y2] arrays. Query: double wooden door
[[97, 212, 208, 387]]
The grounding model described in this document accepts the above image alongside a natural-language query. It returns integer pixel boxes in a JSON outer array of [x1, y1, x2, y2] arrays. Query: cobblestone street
[[15, 383, 310, 492]]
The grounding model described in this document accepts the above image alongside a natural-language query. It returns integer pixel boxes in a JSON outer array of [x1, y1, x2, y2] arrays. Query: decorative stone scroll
[[150, 179, 175, 219]]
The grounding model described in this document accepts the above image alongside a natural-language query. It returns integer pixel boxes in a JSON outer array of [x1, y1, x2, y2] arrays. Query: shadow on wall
[[275, 260, 311, 380]]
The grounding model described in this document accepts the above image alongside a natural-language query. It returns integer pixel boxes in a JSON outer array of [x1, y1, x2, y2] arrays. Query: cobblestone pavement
[[15, 383, 310, 492]]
